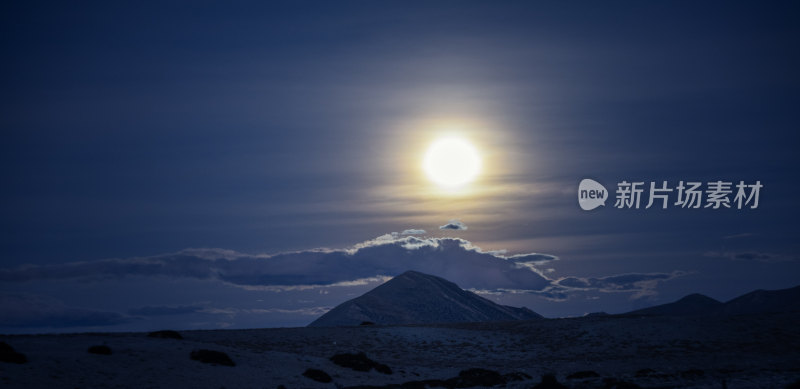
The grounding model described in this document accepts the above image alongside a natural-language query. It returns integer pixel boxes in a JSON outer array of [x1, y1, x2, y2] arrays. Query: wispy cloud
[[128, 305, 203, 317], [553, 271, 688, 299], [200, 306, 331, 317], [474, 271, 689, 302], [704, 250, 795, 263], [722, 232, 755, 240]]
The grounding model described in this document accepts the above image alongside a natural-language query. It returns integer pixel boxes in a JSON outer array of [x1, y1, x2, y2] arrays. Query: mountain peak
[[399, 270, 425, 276], [309, 271, 542, 327], [394, 270, 429, 279], [677, 293, 721, 304]]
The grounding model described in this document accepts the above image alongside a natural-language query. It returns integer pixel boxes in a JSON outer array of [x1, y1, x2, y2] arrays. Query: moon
[[423, 137, 482, 188]]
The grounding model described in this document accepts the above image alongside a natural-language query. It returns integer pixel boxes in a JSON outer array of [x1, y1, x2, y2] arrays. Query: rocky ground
[[1, 312, 799, 388]]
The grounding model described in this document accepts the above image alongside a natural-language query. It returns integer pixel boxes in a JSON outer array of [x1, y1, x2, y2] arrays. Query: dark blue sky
[[1, 1, 799, 332]]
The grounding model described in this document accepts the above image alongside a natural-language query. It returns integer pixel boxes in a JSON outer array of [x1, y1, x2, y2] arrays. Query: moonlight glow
[[423, 137, 482, 187]]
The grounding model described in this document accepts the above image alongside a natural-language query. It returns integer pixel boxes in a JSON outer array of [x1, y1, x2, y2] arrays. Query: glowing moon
[[423, 137, 481, 187]]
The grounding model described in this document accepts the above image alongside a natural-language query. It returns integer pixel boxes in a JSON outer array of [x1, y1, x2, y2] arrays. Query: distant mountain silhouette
[[626, 285, 800, 316], [309, 270, 542, 327], [720, 285, 800, 315], [627, 293, 723, 316]]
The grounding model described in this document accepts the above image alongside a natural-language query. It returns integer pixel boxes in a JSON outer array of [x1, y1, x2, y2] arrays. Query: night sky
[[2, 2, 799, 332]]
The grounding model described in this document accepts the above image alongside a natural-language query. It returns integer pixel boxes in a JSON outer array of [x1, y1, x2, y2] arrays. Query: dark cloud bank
[[0, 234, 688, 331], [1, 234, 681, 298]]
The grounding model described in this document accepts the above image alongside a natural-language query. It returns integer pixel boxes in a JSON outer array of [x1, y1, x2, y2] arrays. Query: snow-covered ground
[[1, 312, 799, 388]]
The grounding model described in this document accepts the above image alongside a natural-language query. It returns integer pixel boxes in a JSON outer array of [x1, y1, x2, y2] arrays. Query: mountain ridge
[[308, 270, 542, 327], [626, 285, 800, 317]]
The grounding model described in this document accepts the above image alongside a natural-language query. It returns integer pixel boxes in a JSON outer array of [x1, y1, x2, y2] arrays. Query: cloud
[[551, 271, 688, 299], [704, 251, 795, 263], [472, 271, 688, 302], [400, 229, 426, 235], [200, 306, 331, 316], [439, 219, 468, 230], [555, 272, 683, 290], [233, 275, 393, 292], [507, 253, 559, 265], [0, 235, 685, 311], [733, 252, 772, 261], [128, 305, 203, 316], [0, 235, 553, 293], [722, 232, 755, 240], [0, 293, 132, 328]]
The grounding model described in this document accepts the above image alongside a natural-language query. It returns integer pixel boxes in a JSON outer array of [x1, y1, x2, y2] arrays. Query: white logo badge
[[579, 179, 608, 211]]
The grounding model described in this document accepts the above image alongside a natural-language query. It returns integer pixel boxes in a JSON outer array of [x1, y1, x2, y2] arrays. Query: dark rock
[[532, 374, 568, 389], [0, 342, 27, 364], [348, 384, 395, 388], [347, 384, 396, 389], [503, 371, 532, 382], [277, 386, 287, 389], [603, 378, 643, 389], [451, 368, 505, 387], [567, 370, 600, 379], [360, 321, 376, 326], [342, 370, 524, 389], [345, 379, 452, 389], [786, 379, 800, 389], [634, 368, 656, 377], [403, 379, 450, 389], [190, 349, 235, 366], [330, 352, 392, 374], [395, 382, 425, 389], [147, 330, 183, 339], [87, 345, 112, 355], [303, 368, 332, 383], [680, 369, 705, 378], [398, 381, 438, 389]]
